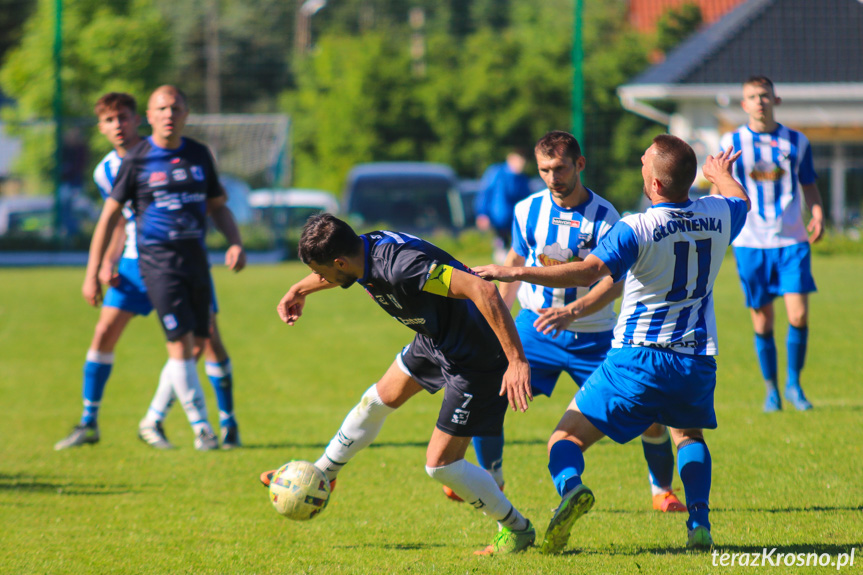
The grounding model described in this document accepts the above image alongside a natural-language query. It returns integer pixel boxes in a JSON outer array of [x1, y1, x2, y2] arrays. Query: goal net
[[184, 114, 291, 188]]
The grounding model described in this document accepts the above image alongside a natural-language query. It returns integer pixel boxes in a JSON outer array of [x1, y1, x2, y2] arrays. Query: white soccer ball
[[268, 460, 331, 520]]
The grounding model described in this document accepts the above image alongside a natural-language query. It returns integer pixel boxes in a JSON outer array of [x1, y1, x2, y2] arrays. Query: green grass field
[[1, 251, 861, 574]]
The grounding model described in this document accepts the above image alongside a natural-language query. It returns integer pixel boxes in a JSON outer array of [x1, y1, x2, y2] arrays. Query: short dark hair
[[298, 213, 363, 265], [651, 134, 697, 200], [94, 92, 137, 117], [744, 75, 774, 93], [535, 131, 582, 164]]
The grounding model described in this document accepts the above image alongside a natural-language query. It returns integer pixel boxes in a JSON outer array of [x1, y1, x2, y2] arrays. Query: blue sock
[[677, 440, 712, 531], [472, 434, 504, 471], [205, 359, 235, 427], [81, 351, 114, 426], [641, 431, 675, 493], [786, 325, 808, 389], [754, 331, 778, 389], [548, 440, 585, 497]]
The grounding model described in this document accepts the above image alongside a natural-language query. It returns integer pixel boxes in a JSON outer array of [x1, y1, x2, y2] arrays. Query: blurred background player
[[80, 85, 245, 451], [263, 213, 536, 555], [55, 92, 244, 451], [474, 149, 533, 263], [475, 137, 750, 552], [444, 131, 684, 513], [718, 76, 824, 412]]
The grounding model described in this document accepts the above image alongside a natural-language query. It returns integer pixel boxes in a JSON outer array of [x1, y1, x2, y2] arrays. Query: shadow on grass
[[333, 542, 447, 551], [0, 473, 136, 496], [244, 438, 548, 450]]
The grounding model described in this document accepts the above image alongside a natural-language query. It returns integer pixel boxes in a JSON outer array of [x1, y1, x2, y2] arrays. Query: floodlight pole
[[53, 0, 63, 245], [571, 0, 584, 145]]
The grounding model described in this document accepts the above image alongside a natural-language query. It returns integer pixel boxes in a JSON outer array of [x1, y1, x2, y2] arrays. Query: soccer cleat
[[220, 425, 241, 449], [474, 521, 536, 555], [686, 525, 714, 550], [260, 469, 337, 492], [763, 387, 782, 412], [54, 423, 100, 450], [194, 428, 219, 451], [138, 420, 174, 449], [539, 484, 595, 555], [784, 385, 813, 411], [653, 490, 687, 513]]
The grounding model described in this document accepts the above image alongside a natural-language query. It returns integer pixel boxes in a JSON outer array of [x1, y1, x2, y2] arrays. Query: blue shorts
[[102, 258, 220, 316], [733, 243, 817, 309], [516, 310, 612, 397], [103, 257, 153, 316], [575, 347, 717, 444]]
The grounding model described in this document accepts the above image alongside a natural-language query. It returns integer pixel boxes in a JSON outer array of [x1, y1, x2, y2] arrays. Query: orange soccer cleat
[[653, 490, 687, 513]]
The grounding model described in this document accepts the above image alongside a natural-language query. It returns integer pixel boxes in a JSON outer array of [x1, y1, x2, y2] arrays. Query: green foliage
[[656, 2, 703, 54], [0, 0, 170, 195], [1, 257, 861, 573]]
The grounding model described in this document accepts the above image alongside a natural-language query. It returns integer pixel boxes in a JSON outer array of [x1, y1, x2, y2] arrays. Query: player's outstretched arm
[[207, 196, 246, 272], [83, 198, 124, 306], [703, 147, 750, 212], [276, 273, 339, 326], [447, 268, 532, 412], [534, 276, 623, 336], [474, 254, 609, 289]]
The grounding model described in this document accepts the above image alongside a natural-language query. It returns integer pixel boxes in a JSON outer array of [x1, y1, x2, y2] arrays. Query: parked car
[[220, 174, 253, 225], [248, 188, 340, 256], [0, 195, 100, 237], [343, 162, 464, 233]]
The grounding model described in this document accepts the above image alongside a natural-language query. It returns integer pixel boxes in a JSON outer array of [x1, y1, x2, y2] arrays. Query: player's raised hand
[[277, 289, 306, 325], [499, 358, 532, 412], [82, 276, 103, 307], [472, 264, 517, 282], [225, 244, 247, 272], [702, 146, 742, 183]]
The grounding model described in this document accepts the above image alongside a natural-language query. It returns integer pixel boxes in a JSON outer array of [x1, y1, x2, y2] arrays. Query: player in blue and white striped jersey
[[451, 131, 684, 515], [718, 76, 824, 412], [476, 136, 750, 552]]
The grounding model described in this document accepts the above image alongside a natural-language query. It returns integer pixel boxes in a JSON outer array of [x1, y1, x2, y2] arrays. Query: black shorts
[[139, 251, 212, 342], [399, 334, 509, 437]]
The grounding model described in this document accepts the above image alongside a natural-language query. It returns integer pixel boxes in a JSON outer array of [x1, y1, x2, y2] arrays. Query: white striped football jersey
[[594, 196, 748, 356], [93, 150, 138, 259], [511, 188, 619, 333], [720, 124, 817, 248]]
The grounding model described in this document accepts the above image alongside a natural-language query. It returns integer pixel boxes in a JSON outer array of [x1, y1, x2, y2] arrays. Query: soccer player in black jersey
[[262, 214, 535, 555], [83, 85, 246, 450]]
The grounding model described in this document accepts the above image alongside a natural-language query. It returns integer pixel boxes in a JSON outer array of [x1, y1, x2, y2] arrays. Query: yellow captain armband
[[423, 263, 455, 296]]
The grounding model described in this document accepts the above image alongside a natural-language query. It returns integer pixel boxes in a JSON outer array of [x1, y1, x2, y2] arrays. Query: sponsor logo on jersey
[[552, 217, 580, 228], [172, 168, 187, 181], [386, 294, 403, 309], [749, 160, 786, 182], [670, 211, 694, 219], [397, 317, 427, 326], [537, 242, 580, 266], [148, 171, 168, 187], [191, 166, 205, 181], [171, 157, 181, 164], [375, 295, 388, 306]]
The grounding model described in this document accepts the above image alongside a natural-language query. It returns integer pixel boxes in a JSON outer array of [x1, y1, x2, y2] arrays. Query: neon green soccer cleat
[[474, 521, 536, 555], [539, 484, 595, 555], [687, 525, 714, 550]]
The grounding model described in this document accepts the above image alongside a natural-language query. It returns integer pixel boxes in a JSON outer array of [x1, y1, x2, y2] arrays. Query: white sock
[[314, 384, 395, 481], [167, 358, 211, 434], [144, 361, 176, 423], [426, 459, 528, 532], [487, 466, 505, 489]]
